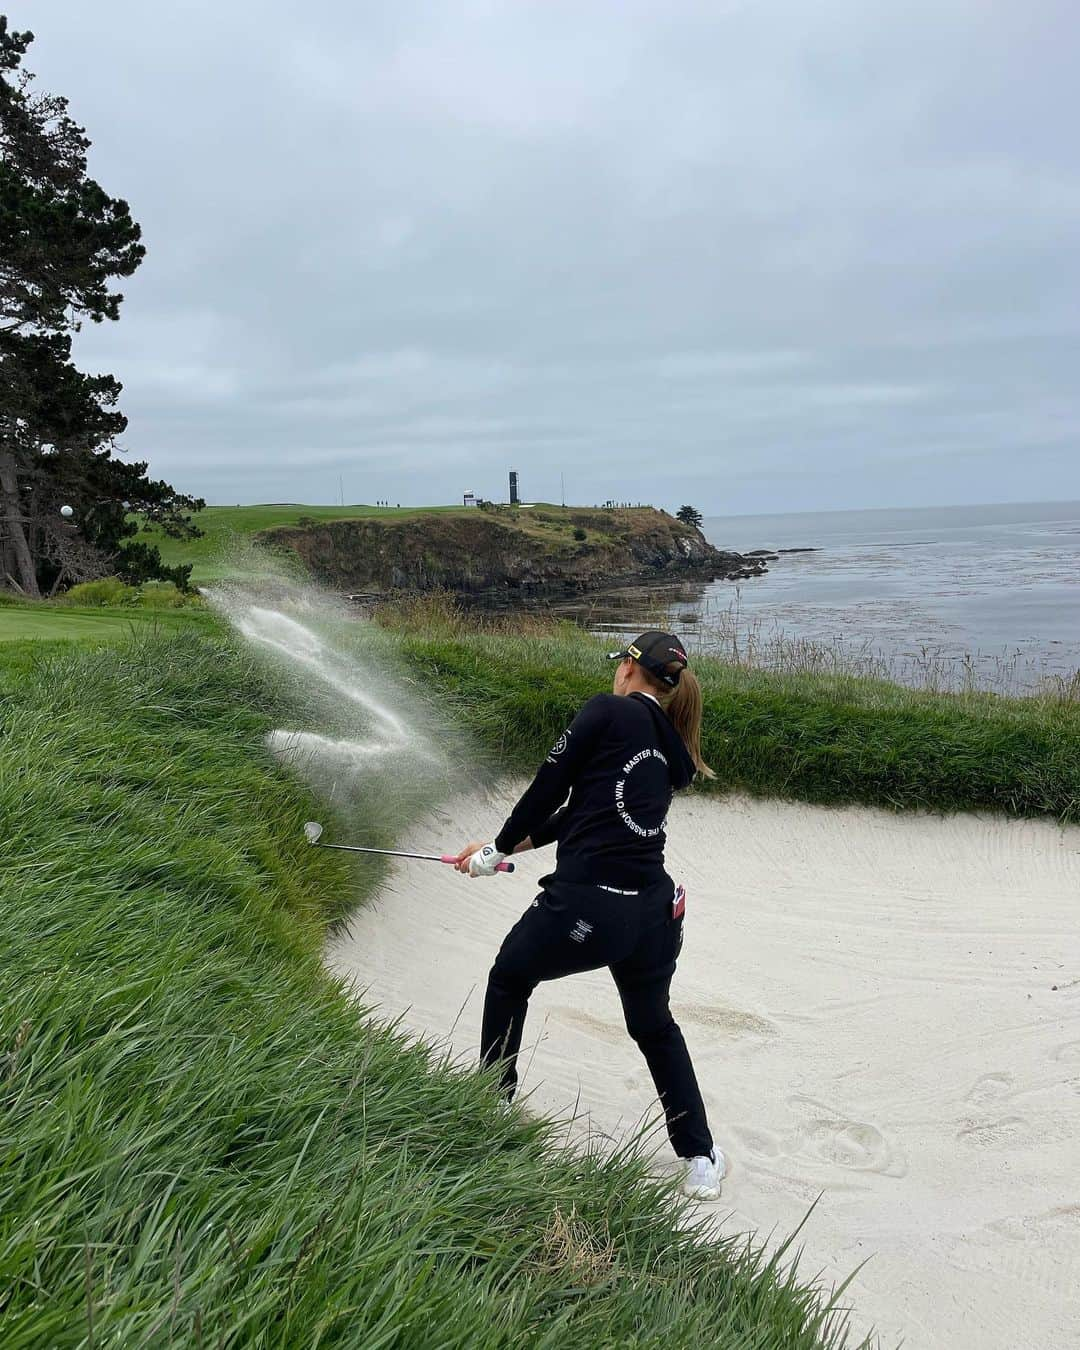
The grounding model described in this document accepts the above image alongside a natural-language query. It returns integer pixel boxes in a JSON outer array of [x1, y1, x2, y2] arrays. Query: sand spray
[[229, 603, 412, 745], [208, 572, 456, 840]]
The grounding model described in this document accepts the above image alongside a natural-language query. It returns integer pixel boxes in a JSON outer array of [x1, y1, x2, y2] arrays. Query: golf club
[[303, 821, 515, 872]]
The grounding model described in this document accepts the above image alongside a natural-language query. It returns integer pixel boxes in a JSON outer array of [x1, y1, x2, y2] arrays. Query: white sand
[[325, 787, 1080, 1349]]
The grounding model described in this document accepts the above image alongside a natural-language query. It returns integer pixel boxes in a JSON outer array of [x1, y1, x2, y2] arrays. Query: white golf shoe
[[682, 1148, 726, 1200]]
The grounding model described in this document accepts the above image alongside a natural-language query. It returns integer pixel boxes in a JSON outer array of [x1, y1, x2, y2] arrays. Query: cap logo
[[627, 644, 643, 660]]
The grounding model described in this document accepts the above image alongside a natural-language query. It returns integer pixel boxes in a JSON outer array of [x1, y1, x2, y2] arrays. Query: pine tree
[[0, 18, 202, 595]]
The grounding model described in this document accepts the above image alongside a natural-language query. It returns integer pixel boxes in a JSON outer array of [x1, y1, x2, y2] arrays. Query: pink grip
[[440, 855, 516, 873]]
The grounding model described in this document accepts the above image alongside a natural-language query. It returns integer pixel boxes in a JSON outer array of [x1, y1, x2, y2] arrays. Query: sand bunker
[[325, 788, 1080, 1349]]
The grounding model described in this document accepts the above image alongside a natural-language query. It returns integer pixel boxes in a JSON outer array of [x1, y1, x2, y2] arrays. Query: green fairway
[[0, 602, 214, 643], [141, 502, 465, 584]]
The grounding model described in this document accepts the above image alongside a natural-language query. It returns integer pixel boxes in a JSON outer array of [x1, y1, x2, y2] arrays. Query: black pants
[[481, 874, 713, 1160]]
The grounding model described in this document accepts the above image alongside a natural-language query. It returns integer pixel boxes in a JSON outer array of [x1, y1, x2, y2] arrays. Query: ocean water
[[697, 500, 1080, 691]]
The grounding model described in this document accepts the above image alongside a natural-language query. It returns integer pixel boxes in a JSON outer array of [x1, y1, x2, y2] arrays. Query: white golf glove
[[468, 842, 506, 877]]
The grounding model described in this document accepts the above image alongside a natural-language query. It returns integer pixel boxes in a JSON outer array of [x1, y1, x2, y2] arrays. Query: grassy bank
[[380, 603, 1080, 822], [141, 504, 464, 585], [0, 630, 852, 1348]]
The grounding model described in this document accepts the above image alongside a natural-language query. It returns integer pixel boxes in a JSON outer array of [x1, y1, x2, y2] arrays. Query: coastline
[[259, 505, 770, 596], [697, 501, 1080, 693]]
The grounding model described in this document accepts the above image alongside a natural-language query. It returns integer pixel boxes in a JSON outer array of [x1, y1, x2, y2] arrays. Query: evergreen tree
[[0, 18, 202, 595], [1, 331, 200, 590], [676, 504, 704, 530]]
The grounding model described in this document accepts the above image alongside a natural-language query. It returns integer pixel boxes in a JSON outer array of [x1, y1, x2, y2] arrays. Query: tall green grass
[[380, 608, 1080, 822], [0, 631, 857, 1348]]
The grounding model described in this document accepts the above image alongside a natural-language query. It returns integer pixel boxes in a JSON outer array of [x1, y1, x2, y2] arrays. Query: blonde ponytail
[[642, 665, 714, 780]]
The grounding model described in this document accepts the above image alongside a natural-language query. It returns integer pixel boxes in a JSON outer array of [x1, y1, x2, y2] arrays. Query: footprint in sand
[[733, 1124, 782, 1158], [957, 1073, 1036, 1146], [966, 1071, 1014, 1106], [955, 1115, 1031, 1147], [988, 1203, 1080, 1242], [785, 1095, 906, 1176]]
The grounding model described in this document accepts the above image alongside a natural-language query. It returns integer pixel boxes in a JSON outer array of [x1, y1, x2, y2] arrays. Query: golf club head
[[303, 821, 324, 845]]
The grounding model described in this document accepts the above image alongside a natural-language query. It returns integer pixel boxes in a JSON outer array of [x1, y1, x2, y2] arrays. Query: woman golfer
[[455, 631, 724, 1200]]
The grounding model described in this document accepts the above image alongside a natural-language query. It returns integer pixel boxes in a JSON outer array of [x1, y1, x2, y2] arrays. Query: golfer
[[455, 631, 725, 1199]]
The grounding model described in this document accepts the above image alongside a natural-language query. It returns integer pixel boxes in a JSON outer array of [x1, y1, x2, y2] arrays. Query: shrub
[[137, 580, 203, 609], [63, 577, 138, 607], [573, 527, 588, 542]]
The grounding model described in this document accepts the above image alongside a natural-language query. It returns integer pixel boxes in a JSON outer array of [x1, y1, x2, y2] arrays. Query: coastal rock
[[260, 507, 767, 596]]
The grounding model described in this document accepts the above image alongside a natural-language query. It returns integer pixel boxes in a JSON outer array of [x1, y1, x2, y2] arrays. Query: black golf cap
[[607, 630, 689, 687]]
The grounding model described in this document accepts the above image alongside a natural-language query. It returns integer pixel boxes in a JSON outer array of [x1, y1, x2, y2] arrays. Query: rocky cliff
[[260, 506, 764, 595]]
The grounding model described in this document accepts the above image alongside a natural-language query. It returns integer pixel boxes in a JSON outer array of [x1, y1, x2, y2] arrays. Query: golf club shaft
[[313, 840, 515, 872]]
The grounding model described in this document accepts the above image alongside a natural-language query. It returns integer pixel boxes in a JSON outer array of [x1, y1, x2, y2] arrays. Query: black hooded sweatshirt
[[494, 691, 696, 889]]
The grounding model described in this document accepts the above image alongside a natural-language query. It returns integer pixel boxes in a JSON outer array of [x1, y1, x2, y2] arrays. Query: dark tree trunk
[[0, 449, 40, 597]]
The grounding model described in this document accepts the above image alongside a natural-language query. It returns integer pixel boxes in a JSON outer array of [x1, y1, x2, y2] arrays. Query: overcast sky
[[25, 1, 1080, 515]]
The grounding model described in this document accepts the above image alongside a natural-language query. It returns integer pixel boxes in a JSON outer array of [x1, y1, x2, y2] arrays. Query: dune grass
[[379, 600, 1080, 822], [0, 630, 856, 1348]]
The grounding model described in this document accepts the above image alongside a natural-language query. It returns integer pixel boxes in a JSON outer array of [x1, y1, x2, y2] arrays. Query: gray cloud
[[25, 0, 1080, 512]]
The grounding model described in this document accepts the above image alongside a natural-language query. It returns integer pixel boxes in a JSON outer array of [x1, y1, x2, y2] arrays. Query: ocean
[[697, 500, 1080, 691]]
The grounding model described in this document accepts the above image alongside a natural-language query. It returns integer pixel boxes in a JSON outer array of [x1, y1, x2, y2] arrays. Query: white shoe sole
[[683, 1182, 722, 1201], [681, 1148, 728, 1200]]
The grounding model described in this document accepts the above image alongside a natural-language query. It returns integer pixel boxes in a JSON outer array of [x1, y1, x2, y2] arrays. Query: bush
[[137, 580, 204, 609], [63, 577, 138, 607], [573, 527, 588, 541], [59, 578, 205, 610]]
